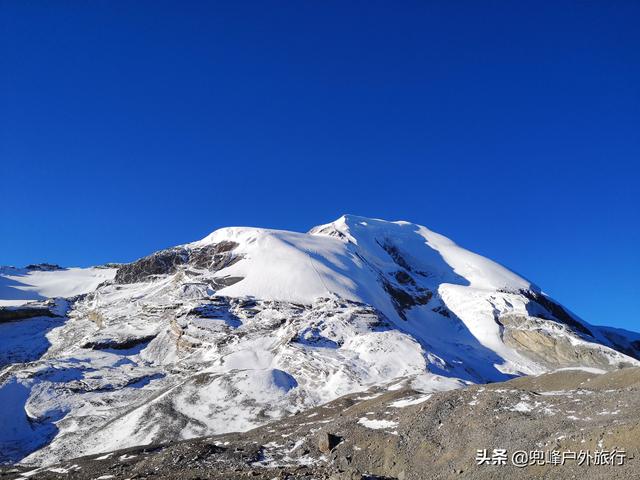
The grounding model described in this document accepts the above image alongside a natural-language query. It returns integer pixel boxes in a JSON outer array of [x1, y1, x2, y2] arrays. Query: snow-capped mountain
[[1, 215, 639, 466]]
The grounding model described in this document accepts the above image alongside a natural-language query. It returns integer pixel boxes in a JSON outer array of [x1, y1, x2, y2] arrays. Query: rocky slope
[[4, 367, 639, 479], [1, 215, 638, 467]]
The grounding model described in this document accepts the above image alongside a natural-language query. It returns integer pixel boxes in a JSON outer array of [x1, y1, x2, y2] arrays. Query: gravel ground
[[3, 367, 639, 480]]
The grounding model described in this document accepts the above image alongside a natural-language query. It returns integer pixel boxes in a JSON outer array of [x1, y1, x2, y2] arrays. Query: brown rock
[[318, 432, 342, 453]]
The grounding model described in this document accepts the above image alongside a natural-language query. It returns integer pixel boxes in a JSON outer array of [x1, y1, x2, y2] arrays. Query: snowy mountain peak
[[1, 216, 639, 466], [186, 215, 533, 312], [311, 215, 534, 292]]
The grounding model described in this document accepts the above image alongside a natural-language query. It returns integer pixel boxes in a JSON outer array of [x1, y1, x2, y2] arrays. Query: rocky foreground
[[3, 367, 639, 480]]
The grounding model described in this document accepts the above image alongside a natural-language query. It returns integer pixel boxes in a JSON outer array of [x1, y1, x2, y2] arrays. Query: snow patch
[[357, 418, 399, 430], [389, 394, 431, 408]]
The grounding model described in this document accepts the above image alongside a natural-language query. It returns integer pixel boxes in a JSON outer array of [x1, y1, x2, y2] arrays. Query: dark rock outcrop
[[115, 242, 241, 284], [520, 289, 593, 337], [378, 240, 413, 272], [318, 432, 342, 453], [114, 247, 190, 284], [0, 305, 60, 323], [82, 334, 157, 351], [189, 241, 239, 270], [382, 279, 432, 320], [599, 328, 640, 361], [25, 264, 64, 272]]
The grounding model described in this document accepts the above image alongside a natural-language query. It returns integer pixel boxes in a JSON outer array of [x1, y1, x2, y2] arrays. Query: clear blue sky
[[1, 2, 638, 330]]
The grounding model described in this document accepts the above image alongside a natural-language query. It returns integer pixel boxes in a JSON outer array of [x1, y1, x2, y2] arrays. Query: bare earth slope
[[4, 367, 639, 480]]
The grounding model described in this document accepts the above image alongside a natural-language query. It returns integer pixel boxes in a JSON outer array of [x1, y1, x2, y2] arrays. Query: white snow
[[357, 418, 398, 430], [0, 266, 116, 306], [389, 394, 431, 408], [511, 401, 533, 412]]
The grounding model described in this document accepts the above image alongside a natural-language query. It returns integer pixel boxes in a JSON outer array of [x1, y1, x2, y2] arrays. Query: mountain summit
[[1, 215, 639, 466]]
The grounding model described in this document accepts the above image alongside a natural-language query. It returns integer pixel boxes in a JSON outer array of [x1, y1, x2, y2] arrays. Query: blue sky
[[1, 2, 638, 330]]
